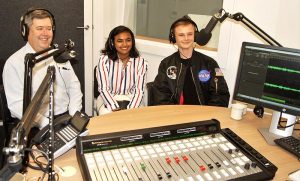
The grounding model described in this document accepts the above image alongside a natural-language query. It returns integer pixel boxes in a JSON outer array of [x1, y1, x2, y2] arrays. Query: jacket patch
[[166, 66, 177, 79], [215, 68, 224, 76], [198, 70, 211, 82]]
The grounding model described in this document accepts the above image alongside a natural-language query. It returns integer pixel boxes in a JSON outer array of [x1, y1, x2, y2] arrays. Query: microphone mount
[[216, 9, 282, 47], [216, 9, 286, 126], [0, 67, 56, 180], [23, 39, 76, 114]]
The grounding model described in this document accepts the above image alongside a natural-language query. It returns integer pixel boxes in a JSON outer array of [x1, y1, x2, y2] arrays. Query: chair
[[93, 66, 100, 115], [0, 85, 18, 169], [0, 85, 14, 129], [0, 85, 10, 168], [0, 88, 4, 169], [0, 59, 5, 85], [146, 81, 155, 106], [94, 66, 100, 99]]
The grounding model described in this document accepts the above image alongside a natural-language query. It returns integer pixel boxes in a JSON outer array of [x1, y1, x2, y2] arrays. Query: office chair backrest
[[146, 82, 155, 106], [94, 66, 100, 99], [0, 85, 12, 126], [0, 85, 11, 169], [0, 86, 4, 169], [0, 58, 4, 85]]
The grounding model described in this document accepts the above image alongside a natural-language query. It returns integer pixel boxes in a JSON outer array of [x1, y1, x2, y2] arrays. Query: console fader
[[76, 119, 277, 181]]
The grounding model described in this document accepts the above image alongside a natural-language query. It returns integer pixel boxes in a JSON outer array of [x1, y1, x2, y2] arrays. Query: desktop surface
[[25, 105, 300, 181]]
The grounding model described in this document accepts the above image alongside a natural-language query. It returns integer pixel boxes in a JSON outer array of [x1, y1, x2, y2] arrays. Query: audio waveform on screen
[[264, 83, 300, 93], [261, 95, 285, 103], [268, 65, 300, 74]]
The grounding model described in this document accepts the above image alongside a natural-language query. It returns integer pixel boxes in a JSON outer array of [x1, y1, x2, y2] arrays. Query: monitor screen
[[233, 42, 300, 116]]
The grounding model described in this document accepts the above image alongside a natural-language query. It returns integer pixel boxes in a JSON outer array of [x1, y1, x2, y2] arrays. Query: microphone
[[196, 12, 222, 46], [53, 39, 77, 63], [32, 43, 58, 57], [54, 50, 77, 63]]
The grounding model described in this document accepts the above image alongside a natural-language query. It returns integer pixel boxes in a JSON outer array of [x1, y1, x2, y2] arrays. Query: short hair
[[169, 15, 199, 43], [20, 8, 55, 41], [24, 8, 54, 28], [102, 25, 139, 61]]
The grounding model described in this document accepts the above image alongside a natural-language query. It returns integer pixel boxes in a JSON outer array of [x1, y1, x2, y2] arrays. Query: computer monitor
[[233, 42, 300, 144]]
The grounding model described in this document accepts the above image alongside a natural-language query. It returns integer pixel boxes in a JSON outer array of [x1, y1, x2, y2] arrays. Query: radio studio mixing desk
[[76, 119, 277, 181]]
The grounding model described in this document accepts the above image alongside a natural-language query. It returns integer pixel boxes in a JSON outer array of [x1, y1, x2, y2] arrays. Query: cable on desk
[[277, 112, 299, 130], [26, 172, 59, 181], [25, 147, 49, 172], [25, 148, 60, 181]]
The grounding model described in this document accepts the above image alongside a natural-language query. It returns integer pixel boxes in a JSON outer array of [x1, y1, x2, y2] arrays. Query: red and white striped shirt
[[96, 55, 148, 111]]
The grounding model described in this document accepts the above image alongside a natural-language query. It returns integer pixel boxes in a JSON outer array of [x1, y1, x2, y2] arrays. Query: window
[[136, 0, 223, 50]]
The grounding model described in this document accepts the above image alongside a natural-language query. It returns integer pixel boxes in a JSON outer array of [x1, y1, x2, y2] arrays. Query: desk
[[26, 105, 300, 181]]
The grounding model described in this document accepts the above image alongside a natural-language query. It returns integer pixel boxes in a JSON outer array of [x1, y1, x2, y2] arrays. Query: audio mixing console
[[76, 119, 277, 181]]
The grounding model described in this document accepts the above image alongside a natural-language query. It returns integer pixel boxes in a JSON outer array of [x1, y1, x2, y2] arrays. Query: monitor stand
[[258, 111, 296, 145]]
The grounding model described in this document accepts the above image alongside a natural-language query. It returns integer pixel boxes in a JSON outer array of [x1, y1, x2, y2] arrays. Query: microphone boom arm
[[0, 67, 56, 181], [23, 39, 75, 113], [220, 9, 282, 47]]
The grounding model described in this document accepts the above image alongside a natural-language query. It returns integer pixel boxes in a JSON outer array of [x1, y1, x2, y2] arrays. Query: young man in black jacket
[[152, 15, 230, 107]]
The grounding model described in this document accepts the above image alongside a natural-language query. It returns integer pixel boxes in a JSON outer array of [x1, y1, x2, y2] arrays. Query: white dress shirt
[[3, 43, 83, 129]]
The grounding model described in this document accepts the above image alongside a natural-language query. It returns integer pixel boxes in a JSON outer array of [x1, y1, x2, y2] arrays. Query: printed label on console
[[150, 131, 171, 138], [91, 140, 112, 146], [120, 135, 143, 142], [177, 127, 196, 134]]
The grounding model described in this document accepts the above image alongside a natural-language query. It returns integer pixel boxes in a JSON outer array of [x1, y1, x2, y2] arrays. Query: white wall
[[88, 0, 300, 112]]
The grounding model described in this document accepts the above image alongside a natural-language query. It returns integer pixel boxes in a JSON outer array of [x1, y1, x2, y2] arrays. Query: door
[[0, 0, 92, 114]]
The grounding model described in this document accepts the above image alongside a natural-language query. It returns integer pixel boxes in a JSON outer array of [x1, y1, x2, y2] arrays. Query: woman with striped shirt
[[96, 26, 148, 115]]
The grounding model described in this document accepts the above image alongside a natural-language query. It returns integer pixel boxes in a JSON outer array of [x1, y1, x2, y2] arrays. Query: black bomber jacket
[[152, 50, 230, 107]]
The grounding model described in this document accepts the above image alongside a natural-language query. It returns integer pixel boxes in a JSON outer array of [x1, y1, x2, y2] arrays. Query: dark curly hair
[[102, 25, 139, 61]]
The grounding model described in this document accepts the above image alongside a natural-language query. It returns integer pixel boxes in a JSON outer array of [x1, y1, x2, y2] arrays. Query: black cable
[[25, 147, 62, 181], [55, 173, 60, 181], [25, 147, 49, 173], [277, 111, 298, 129], [55, 62, 71, 104]]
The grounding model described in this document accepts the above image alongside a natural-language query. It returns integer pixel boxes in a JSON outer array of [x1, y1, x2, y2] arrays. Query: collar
[[24, 42, 36, 54]]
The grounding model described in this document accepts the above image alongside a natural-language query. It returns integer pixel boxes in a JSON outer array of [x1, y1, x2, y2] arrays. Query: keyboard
[[274, 136, 300, 158]]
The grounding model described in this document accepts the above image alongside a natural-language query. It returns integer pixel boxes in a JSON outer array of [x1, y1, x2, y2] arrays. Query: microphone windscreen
[[54, 50, 77, 63], [195, 30, 212, 46]]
